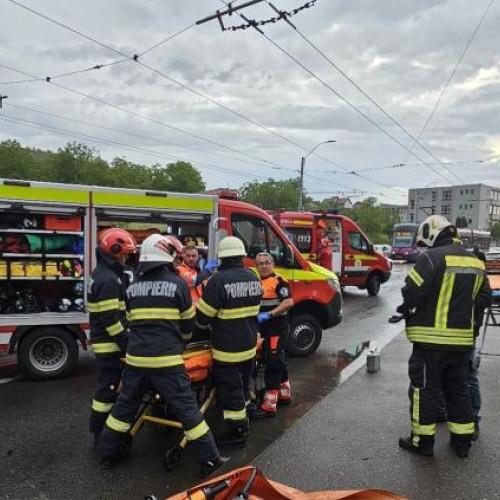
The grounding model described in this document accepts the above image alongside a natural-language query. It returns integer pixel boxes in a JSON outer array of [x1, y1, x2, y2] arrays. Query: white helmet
[[139, 234, 183, 263], [417, 215, 456, 248], [218, 236, 246, 258]]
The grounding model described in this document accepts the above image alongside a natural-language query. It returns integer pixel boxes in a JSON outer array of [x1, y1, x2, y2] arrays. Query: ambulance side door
[[344, 231, 372, 286]]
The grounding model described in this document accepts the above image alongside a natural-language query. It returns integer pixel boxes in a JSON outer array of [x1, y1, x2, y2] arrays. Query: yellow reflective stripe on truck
[[92, 192, 215, 213], [0, 184, 88, 204]]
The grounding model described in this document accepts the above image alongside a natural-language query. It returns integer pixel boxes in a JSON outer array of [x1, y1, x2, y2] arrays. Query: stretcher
[[155, 465, 408, 500], [129, 339, 264, 472]]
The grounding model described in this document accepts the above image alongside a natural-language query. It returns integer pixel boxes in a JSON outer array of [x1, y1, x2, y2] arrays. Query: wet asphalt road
[[0, 264, 407, 500]]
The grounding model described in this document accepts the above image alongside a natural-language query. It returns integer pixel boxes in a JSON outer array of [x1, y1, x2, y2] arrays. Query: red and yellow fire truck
[[272, 210, 392, 296], [0, 181, 342, 379]]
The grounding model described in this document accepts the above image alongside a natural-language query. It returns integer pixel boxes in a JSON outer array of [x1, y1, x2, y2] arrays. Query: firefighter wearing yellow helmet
[[196, 237, 263, 448], [398, 215, 490, 458]]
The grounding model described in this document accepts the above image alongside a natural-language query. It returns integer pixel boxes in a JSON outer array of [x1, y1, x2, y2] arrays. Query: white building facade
[[407, 184, 500, 230]]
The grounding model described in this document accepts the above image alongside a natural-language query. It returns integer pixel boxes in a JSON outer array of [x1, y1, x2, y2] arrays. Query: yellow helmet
[[218, 236, 246, 258], [417, 215, 456, 248]]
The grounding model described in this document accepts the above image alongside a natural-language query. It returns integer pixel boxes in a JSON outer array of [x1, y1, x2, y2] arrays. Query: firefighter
[[251, 252, 294, 419], [176, 245, 218, 303], [97, 234, 223, 476], [398, 215, 490, 458], [196, 236, 263, 448], [88, 228, 137, 443]]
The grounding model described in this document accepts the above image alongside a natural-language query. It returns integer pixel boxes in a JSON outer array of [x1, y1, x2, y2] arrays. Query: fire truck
[[0, 181, 342, 379], [272, 210, 392, 295]]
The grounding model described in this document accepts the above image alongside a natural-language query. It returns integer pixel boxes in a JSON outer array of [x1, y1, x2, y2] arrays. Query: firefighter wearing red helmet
[[88, 228, 137, 443], [97, 234, 223, 476]]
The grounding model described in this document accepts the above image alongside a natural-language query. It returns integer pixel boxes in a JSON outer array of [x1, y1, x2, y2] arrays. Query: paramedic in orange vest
[[251, 252, 294, 419], [176, 246, 217, 303]]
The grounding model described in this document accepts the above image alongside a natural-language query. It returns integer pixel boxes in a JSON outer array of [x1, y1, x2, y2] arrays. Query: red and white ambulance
[[273, 210, 392, 295]]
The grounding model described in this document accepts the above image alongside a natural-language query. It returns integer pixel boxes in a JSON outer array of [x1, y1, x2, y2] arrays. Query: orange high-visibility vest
[[177, 263, 202, 303]]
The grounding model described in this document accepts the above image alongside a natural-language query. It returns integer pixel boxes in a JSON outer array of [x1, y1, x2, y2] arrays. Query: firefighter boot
[[200, 456, 230, 478], [216, 420, 249, 449], [450, 433, 472, 458], [278, 381, 292, 405], [398, 435, 434, 456], [251, 390, 278, 419]]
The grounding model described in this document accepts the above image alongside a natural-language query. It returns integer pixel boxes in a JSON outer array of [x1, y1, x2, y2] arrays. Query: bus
[[457, 228, 491, 251], [391, 223, 420, 262]]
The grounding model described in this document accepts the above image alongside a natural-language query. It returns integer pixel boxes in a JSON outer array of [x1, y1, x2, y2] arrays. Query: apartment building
[[407, 184, 500, 230]]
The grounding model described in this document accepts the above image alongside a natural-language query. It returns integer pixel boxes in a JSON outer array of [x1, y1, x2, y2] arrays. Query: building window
[[469, 219, 472, 224], [460, 190, 463, 195], [410, 199, 415, 209], [471, 189, 474, 195], [431, 206, 436, 214], [465, 189, 469, 195], [432, 191, 437, 202], [442, 205, 451, 215], [470, 204, 473, 209], [410, 214, 414, 222], [442, 190, 451, 201]]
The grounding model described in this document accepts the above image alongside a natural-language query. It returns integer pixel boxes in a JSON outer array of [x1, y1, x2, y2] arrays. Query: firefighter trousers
[[263, 329, 289, 391], [212, 359, 253, 428], [89, 355, 123, 436], [97, 365, 219, 464], [408, 345, 474, 451]]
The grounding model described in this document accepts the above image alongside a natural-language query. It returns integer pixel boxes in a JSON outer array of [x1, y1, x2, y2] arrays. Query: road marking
[[0, 377, 18, 385]]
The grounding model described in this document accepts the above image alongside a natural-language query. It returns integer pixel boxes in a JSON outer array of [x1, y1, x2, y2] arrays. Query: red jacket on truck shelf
[[0, 181, 342, 380]]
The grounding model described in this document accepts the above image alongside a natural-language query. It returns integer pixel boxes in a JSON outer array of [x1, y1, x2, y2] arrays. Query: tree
[[150, 161, 205, 193], [0, 140, 37, 180], [239, 178, 314, 210], [491, 221, 500, 244], [455, 216, 468, 228]]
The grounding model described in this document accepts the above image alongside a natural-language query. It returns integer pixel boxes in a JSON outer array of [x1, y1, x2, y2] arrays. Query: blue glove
[[204, 258, 219, 273], [257, 312, 272, 323]]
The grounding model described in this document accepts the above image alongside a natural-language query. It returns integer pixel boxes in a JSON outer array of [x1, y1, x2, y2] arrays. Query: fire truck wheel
[[366, 274, 381, 296], [18, 328, 79, 380], [288, 314, 322, 357]]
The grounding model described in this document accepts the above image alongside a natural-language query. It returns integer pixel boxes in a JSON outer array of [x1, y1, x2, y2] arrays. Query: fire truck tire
[[288, 314, 322, 357], [366, 274, 381, 296], [18, 328, 79, 380]]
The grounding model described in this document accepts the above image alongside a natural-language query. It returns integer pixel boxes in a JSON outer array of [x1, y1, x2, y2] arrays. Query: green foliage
[[239, 177, 314, 210], [491, 221, 500, 244], [455, 216, 468, 228], [0, 140, 205, 193]]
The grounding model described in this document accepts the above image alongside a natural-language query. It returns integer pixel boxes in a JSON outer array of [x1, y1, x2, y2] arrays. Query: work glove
[[204, 258, 219, 273], [396, 304, 407, 314], [257, 312, 272, 323]]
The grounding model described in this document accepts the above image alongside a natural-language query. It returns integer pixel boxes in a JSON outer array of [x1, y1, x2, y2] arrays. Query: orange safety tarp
[[488, 274, 500, 290], [166, 467, 409, 500]]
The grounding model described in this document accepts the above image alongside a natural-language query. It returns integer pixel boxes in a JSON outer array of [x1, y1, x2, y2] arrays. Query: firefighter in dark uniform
[[97, 234, 223, 476], [398, 215, 490, 458], [196, 236, 263, 448], [88, 228, 137, 443], [251, 252, 294, 418]]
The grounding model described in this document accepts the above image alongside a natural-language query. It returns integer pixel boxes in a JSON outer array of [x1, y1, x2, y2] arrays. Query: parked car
[[485, 251, 500, 274], [374, 244, 392, 258]]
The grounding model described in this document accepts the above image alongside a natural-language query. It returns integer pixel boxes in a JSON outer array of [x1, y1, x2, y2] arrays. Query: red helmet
[[99, 228, 137, 259]]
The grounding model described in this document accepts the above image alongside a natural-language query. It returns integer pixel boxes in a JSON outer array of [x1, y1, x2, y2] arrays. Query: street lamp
[[298, 140, 336, 211]]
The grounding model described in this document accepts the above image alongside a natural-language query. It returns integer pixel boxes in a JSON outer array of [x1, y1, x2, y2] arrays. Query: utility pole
[[298, 140, 336, 211]]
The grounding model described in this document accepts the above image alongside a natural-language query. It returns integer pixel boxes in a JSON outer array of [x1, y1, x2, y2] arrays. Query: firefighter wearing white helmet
[[97, 234, 223, 477], [397, 215, 490, 458], [196, 236, 263, 448]]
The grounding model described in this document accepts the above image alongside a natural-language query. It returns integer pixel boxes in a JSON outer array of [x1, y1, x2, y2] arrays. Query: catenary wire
[[400, 0, 496, 166], [267, 0, 463, 183]]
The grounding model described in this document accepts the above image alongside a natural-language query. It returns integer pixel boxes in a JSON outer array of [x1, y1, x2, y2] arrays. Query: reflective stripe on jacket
[[196, 263, 263, 362], [402, 244, 489, 350]]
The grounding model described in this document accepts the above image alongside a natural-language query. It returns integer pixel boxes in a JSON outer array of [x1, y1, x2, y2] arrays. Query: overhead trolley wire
[[265, 0, 463, 183], [399, 0, 496, 166], [219, 0, 461, 186]]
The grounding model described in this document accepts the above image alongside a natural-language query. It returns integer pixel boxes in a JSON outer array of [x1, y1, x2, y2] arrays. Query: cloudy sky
[[1, 0, 499, 203]]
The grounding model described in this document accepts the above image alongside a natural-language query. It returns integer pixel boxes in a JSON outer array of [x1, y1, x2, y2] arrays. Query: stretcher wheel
[[164, 446, 183, 472]]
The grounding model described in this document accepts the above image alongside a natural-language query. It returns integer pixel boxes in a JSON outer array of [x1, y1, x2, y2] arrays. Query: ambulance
[[272, 210, 392, 295], [0, 181, 342, 379]]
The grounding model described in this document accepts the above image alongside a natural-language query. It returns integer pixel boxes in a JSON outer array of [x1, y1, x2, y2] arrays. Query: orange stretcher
[[163, 466, 409, 500], [129, 339, 264, 471]]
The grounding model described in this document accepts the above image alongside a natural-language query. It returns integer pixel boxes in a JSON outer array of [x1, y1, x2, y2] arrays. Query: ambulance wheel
[[164, 446, 183, 472], [366, 274, 381, 296], [18, 327, 79, 380], [288, 314, 322, 357]]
